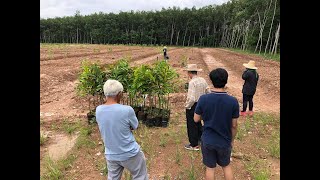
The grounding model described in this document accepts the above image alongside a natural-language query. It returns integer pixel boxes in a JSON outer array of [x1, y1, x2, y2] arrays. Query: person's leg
[[121, 151, 148, 180], [242, 94, 249, 112], [107, 160, 124, 180], [206, 167, 215, 180], [186, 105, 199, 148], [216, 147, 233, 180], [248, 95, 254, 111], [201, 143, 217, 180], [222, 165, 234, 180]]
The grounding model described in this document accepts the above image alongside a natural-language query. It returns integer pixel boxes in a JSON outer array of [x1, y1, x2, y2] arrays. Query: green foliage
[[40, 0, 280, 52], [76, 60, 106, 111], [133, 64, 155, 95], [76, 60, 106, 97], [109, 59, 134, 93]]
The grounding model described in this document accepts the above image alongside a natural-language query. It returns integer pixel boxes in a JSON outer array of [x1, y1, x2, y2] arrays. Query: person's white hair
[[103, 79, 123, 97]]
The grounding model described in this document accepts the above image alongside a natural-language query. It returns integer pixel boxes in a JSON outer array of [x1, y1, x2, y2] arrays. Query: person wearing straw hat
[[183, 64, 209, 151], [240, 60, 259, 116]]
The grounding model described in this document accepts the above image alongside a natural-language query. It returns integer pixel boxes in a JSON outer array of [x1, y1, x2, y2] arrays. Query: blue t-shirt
[[96, 104, 140, 161], [195, 91, 239, 148]]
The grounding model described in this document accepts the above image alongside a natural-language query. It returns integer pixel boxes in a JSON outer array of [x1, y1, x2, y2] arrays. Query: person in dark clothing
[[194, 68, 239, 179], [241, 60, 259, 116], [163, 46, 169, 60]]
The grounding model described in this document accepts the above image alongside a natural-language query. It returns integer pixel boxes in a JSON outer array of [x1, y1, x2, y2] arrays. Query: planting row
[[76, 58, 179, 127]]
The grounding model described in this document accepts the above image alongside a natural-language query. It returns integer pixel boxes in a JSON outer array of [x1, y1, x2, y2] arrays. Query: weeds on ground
[[41, 156, 62, 179], [93, 48, 101, 53], [268, 131, 280, 158], [227, 48, 280, 62], [159, 132, 168, 147], [62, 119, 81, 134], [48, 49, 54, 59], [244, 157, 271, 180], [175, 147, 182, 165], [186, 152, 197, 180], [180, 55, 188, 67], [97, 160, 107, 176], [40, 133, 48, 146], [75, 125, 95, 149]]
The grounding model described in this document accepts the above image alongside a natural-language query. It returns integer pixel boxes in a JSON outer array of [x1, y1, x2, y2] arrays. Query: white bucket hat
[[183, 64, 203, 71]]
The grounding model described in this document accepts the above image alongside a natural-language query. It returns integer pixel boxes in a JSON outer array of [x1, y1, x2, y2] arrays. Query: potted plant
[[76, 60, 106, 124]]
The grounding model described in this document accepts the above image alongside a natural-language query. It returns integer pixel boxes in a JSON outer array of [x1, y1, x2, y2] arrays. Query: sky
[[40, 0, 230, 19]]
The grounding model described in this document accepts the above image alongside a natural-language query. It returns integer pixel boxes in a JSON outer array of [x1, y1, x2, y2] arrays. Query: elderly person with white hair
[[96, 79, 148, 180]]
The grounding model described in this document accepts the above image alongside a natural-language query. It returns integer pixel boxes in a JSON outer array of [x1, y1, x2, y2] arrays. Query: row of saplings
[[76, 58, 179, 127]]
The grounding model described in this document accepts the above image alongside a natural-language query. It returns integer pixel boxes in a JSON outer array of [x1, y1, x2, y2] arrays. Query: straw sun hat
[[243, 60, 257, 69]]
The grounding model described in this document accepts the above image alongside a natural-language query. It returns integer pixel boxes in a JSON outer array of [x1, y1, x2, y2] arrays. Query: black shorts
[[201, 143, 231, 168]]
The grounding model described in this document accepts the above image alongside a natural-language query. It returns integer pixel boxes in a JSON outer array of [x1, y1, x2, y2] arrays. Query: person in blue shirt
[[194, 68, 239, 180], [96, 79, 148, 180]]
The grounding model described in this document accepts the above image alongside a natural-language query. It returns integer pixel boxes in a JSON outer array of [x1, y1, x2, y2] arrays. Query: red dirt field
[[40, 44, 280, 180]]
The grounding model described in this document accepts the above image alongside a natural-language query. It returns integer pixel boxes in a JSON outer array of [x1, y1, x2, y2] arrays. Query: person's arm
[[231, 99, 240, 147], [231, 118, 238, 147], [185, 81, 196, 109], [194, 96, 203, 122], [128, 107, 139, 130], [242, 70, 249, 80]]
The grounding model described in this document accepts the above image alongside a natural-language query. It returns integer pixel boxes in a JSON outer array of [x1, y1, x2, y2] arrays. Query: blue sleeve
[[195, 96, 203, 115], [232, 98, 240, 118], [128, 107, 138, 129]]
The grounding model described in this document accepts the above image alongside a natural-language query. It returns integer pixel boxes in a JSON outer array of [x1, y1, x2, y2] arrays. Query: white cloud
[[40, 0, 229, 19]]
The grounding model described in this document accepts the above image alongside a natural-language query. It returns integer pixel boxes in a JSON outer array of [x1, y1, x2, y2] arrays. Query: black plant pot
[[162, 117, 169, 127], [137, 111, 146, 122], [87, 110, 96, 124], [154, 116, 162, 127], [133, 106, 142, 117], [145, 115, 155, 127]]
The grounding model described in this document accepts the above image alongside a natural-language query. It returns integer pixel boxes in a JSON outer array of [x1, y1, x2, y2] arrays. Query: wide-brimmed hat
[[243, 60, 257, 69], [183, 64, 203, 71], [163, 46, 167, 49]]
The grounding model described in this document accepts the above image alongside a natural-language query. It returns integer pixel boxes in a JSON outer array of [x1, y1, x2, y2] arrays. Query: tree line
[[40, 0, 280, 54]]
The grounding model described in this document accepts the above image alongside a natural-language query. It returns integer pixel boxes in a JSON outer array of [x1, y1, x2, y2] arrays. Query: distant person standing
[[163, 46, 169, 60], [184, 64, 209, 151], [96, 80, 148, 180], [240, 60, 259, 116], [194, 68, 239, 180]]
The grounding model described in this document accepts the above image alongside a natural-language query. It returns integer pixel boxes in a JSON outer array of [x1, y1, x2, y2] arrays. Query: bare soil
[[40, 45, 280, 179]]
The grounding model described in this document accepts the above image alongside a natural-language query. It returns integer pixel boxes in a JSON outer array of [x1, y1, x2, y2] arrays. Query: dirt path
[[199, 48, 280, 113], [40, 45, 280, 179]]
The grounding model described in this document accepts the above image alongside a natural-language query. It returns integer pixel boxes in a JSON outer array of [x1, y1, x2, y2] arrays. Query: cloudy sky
[[40, 0, 229, 19]]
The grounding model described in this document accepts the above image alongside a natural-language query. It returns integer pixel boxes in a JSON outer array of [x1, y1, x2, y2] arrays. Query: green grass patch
[[75, 125, 95, 149], [244, 158, 271, 180], [268, 131, 280, 158], [62, 119, 81, 134], [41, 154, 77, 179], [227, 48, 280, 62], [40, 133, 48, 146]]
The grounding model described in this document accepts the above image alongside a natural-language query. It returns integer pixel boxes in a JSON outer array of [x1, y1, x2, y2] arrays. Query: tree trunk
[[255, 0, 273, 53], [272, 23, 280, 54], [182, 26, 188, 46], [188, 31, 191, 46], [264, 0, 277, 55], [170, 22, 175, 45], [176, 30, 180, 45], [193, 33, 196, 46]]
